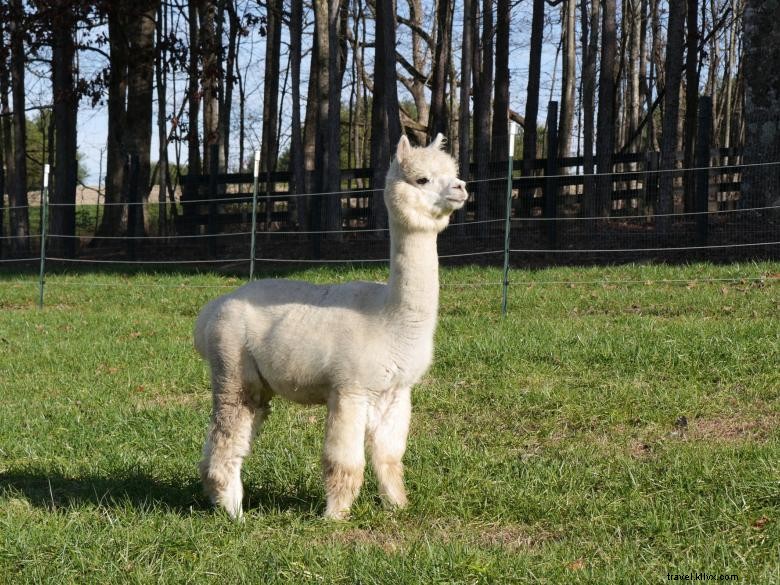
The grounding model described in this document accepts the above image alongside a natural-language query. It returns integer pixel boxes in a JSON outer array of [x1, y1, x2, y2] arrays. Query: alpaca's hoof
[[323, 506, 351, 521], [382, 493, 408, 511], [219, 481, 244, 521]]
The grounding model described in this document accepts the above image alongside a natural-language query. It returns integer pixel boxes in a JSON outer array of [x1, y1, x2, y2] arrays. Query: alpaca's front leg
[[368, 387, 411, 509], [322, 392, 368, 520]]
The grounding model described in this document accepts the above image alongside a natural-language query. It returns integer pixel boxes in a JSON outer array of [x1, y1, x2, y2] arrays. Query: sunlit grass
[[1, 262, 778, 583]]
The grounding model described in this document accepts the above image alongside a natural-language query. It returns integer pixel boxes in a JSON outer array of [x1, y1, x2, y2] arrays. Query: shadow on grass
[[0, 467, 321, 517]]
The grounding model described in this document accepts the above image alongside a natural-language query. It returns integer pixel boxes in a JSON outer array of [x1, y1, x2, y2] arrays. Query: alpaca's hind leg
[[368, 387, 411, 509], [322, 392, 368, 520], [199, 359, 269, 520]]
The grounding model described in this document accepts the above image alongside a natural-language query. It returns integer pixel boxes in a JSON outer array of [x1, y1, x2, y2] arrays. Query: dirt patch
[[628, 439, 655, 459], [685, 414, 779, 442], [132, 391, 205, 411], [473, 522, 559, 551], [327, 527, 403, 553], [326, 519, 557, 553]]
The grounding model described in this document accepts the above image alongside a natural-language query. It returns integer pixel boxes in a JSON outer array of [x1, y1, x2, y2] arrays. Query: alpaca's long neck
[[385, 223, 440, 325]]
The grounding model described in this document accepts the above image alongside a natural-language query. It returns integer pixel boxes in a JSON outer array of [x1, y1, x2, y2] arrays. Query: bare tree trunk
[[458, 0, 474, 185], [558, 0, 576, 158], [349, 1, 365, 172], [222, 0, 239, 169], [626, 0, 641, 150], [522, 0, 544, 214], [185, 0, 202, 218], [198, 0, 220, 171], [429, 0, 453, 140], [8, 0, 29, 251], [327, 0, 348, 231], [648, 0, 662, 151], [304, 33, 318, 196], [582, 0, 600, 183], [683, 0, 700, 211], [370, 0, 402, 229], [313, 0, 343, 233], [156, 0, 170, 236], [399, 0, 429, 144], [658, 0, 686, 231], [289, 0, 305, 211], [99, 4, 128, 235], [51, 5, 78, 257], [492, 0, 510, 162], [1, 20, 19, 252], [638, 0, 650, 149], [742, 0, 780, 207], [595, 0, 617, 217], [722, 0, 739, 149], [473, 0, 493, 223], [707, 0, 721, 145], [125, 1, 158, 235], [261, 0, 282, 175]]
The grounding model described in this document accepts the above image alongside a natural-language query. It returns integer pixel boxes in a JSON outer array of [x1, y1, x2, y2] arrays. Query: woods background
[[0, 0, 779, 262]]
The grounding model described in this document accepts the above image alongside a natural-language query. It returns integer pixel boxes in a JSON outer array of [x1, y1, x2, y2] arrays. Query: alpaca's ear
[[396, 135, 412, 163], [430, 133, 446, 150]]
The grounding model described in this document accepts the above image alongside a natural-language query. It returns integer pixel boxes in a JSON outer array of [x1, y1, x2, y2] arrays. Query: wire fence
[[1, 141, 779, 311]]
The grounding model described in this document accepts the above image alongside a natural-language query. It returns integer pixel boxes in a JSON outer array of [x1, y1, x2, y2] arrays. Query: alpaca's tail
[[193, 299, 218, 359]]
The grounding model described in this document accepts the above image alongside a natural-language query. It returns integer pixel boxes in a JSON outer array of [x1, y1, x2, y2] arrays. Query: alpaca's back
[[194, 278, 392, 403]]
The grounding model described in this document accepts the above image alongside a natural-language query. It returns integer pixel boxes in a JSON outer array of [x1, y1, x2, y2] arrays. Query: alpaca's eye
[[416, 177, 429, 185]]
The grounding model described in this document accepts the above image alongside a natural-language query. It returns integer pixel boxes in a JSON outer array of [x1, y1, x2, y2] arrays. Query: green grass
[[1, 262, 779, 583]]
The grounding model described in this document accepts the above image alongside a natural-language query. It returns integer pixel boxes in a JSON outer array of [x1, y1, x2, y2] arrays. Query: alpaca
[[194, 133, 467, 520]]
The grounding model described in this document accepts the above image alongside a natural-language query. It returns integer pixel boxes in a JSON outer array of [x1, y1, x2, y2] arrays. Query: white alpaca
[[194, 134, 467, 520]]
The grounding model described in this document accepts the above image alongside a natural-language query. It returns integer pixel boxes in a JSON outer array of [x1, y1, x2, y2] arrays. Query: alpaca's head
[[384, 134, 468, 233]]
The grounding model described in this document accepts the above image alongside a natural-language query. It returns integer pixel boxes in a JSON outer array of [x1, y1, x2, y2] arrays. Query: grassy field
[[0, 262, 778, 583]]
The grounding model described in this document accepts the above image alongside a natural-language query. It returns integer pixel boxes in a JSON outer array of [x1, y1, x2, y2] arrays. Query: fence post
[[208, 144, 219, 258], [126, 154, 140, 261], [38, 164, 50, 309], [544, 101, 559, 248], [695, 96, 713, 245], [502, 122, 518, 317], [250, 150, 260, 280]]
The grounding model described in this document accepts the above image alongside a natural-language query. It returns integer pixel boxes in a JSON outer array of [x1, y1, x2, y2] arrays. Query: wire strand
[[512, 203, 780, 221], [0, 257, 39, 263], [33, 159, 780, 208], [510, 241, 780, 253]]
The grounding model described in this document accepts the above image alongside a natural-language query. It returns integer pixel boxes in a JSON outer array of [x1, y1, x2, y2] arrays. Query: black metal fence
[[1, 100, 779, 269]]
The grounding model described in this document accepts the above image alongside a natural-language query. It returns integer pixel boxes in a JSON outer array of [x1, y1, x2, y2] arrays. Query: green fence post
[[249, 150, 260, 280], [502, 122, 518, 317], [38, 164, 50, 309]]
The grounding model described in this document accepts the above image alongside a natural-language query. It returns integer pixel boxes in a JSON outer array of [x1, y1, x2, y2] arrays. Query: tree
[[428, 0, 453, 140], [658, 0, 686, 231], [522, 0, 544, 214], [260, 0, 281, 175], [473, 0, 493, 222], [187, 0, 201, 179], [557, 0, 576, 158], [458, 0, 473, 184], [742, 0, 780, 207], [50, 0, 79, 256], [683, 0, 700, 212], [581, 0, 600, 184], [288, 0, 305, 218], [99, 1, 158, 236], [198, 0, 220, 171], [370, 0, 402, 229], [594, 0, 617, 217], [312, 0, 344, 233], [7, 0, 30, 251]]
